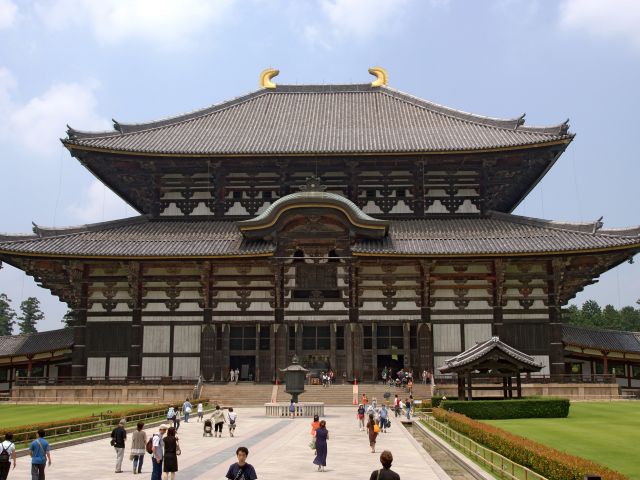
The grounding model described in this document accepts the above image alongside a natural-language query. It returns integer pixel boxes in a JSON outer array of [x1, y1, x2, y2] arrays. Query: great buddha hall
[[0, 68, 638, 390]]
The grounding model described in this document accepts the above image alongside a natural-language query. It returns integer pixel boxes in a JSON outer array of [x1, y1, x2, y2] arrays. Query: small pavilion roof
[[63, 84, 573, 156], [439, 336, 543, 373]]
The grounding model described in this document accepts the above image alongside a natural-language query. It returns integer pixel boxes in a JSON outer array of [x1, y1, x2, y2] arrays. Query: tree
[[62, 309, 77, 328], [581, 300, 602, 327], [0, 293, 16, 336], [17, 297, 44, 334], [601, 304, 621, 330]]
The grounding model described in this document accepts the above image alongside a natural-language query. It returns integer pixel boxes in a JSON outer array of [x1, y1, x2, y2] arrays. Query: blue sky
[[0, 0, 638, 332]]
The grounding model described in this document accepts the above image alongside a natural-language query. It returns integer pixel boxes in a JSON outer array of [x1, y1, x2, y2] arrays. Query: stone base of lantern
[[265, 402, 325, 417]]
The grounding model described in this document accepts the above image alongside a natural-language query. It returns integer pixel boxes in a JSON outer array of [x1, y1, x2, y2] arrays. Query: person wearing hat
[[151, 425, 168, 480], [110, 419, 127, 473]]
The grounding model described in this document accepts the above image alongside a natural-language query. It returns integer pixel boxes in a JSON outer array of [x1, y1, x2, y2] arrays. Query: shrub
[[440, 397, 569, 419], [431, 408, 628, 480]]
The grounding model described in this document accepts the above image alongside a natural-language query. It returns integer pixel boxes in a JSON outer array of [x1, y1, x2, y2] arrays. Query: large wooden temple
[[1, 68, 638, 384]]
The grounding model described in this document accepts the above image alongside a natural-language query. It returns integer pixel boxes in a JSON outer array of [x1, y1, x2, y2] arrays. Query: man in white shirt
[[197, 402, 204, 422], [0, 432, 17, 479], [151, 425, 167, 480], [230, 369, 235, 383]]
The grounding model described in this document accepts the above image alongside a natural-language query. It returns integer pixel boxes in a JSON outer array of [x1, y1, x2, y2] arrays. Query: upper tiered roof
[[64, 84, 572, 156]]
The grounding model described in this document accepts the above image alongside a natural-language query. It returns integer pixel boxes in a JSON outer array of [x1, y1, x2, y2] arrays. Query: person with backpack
[[369, 450, 400, 480], [182, 398, 192, 423], [288, 400, 296, 418], [228, 407, 237, 437], [225, 446, 257, 480], [129, 422, 146, 475], [28, 429, 51, 480], [356, 404, 366, 431], [150, 424, 168, 480], [0, 432, 16, 480], [379, 405, 389, 433], [110, 418, 127, 473]]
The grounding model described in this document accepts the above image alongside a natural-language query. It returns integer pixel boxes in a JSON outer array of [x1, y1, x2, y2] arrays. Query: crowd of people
[[1, 396, 408, 480]]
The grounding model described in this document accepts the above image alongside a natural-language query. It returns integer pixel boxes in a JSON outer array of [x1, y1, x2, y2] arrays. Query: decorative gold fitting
[[260, 68, 279, 89], [368, 66, 388, 87]]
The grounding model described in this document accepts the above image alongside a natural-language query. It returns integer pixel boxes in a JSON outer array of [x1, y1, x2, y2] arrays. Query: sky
[[0, 0, 638, 332]]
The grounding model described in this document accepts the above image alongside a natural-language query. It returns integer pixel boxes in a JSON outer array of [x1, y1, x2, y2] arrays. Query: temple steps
[[199, 383, 433, 407]]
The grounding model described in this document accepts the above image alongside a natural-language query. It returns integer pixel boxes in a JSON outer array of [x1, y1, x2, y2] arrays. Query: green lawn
[[483, 402, 640, 479], [0, 404, 147, 429]]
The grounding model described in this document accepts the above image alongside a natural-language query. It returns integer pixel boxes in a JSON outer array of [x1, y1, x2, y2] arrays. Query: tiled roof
[[562, 324, 640, 354], [0, 217, 273, 257], [439, 336, 543, 372], [0, 328, 73, 357], [353, 211, 640, 255], [63, 84, 572, 156], [0, 213, 638, 258]]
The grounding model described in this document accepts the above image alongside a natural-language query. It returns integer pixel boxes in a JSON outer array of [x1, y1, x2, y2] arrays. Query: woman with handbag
[[312, 420, 329, 472], [162, 427, 180, 480], [366, 414, 379, 453]]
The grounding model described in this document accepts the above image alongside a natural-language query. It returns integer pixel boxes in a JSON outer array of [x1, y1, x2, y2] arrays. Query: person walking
[[29, 429, 51, 480], [312, 420, 329, 472], [361, 393, 368, 406], [166, 406, 175, 423], [310, 414, 320, 439], [393, 394, 401, 418], [173, 409, 181, 432], [182, 398, 192, 423], [111, 418, 127, 473], [225, 446, 257, 480], [196, 402, 204, 422], [0, 432, 16, 480], [227, 408, 238, 437], [356, 404, 366, 431], [369, 450, 400, 480], [288, 399, 296, 418], [162, 427, 179, 480], [379, 405, 389, 433], [229, 368, 235, 383], [129, 421, 146, 475], [151, 425, 167, 480], [366, 414, 379, 453], [404, 398, 411, 420], [211, 405, 226, 437], [234, 368, 240, 384], [421, 369, 428, 385]]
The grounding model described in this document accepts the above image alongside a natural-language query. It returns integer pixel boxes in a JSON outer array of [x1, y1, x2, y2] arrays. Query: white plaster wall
[[433, 324, 461, 353], [142, 357, 169, 377], [109, 357, 128, 377], [173, 357, 200, 378], [143, 326, 171, 353], [87, 357, 106, 378], [464, 324, 492, 349], [531, 355, 550, 375], [173, 325, 201, 353]]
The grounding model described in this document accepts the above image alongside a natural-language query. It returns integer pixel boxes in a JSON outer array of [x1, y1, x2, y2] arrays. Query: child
[[225, 446, 257, 480], [197, 402, 204, 422]]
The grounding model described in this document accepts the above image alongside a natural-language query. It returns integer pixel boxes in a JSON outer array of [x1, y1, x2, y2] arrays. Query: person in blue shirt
[[29, 430, 51, 480], [182, 398, 193, 423]]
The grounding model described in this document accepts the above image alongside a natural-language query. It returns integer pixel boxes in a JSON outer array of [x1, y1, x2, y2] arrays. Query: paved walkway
[[10, 407, 451, 480]]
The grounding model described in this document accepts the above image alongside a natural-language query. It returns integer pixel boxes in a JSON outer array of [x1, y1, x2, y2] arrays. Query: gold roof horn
[[260, 68, 279, 89], [368, 66, 388, 87]]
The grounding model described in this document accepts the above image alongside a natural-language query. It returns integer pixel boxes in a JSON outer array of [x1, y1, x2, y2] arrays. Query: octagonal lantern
[[280, 355, 309, 403]]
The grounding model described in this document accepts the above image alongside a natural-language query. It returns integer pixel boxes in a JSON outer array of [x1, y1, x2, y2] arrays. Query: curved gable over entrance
[[237, 177, 389, 241]]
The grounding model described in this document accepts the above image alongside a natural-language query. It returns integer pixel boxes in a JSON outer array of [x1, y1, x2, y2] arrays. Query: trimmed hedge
[[440, 397, 570, 419], [432, 407, 628, 480]]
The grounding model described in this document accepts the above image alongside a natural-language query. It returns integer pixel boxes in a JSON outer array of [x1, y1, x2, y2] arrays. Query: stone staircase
[[200, 383, 433, 407]]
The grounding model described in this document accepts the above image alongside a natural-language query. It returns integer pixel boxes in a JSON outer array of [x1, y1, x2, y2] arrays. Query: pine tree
[[0, 293, 16, 336], [62, 309, 77, 328], [17, 297, 44, 334]]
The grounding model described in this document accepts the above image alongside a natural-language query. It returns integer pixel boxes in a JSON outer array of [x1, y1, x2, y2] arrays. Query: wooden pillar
[[492, 260, 504, 338], [516, 374, 522, 398], [503, 377, 508, 399], [295, 322, 303, 356], [222, 323, 230, 380], [403, 321, 411, 370], [603, 353, 608, 377], [27, 357, 33, 377], [507, 376, 513, 398], [457, 376, 464, 399], [419, 260, 433, 372], [330, 323, 337, 371], [128, 261, 143, 378], [466, 372, 473, 401], [71, 264, 89, 378], [548, 259, 569, 375], [371, 322, 378, 382], [254, 323, 260, 382]]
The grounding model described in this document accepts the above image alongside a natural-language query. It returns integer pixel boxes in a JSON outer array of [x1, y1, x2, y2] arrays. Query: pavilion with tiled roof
[[0, 67, 638, 387]]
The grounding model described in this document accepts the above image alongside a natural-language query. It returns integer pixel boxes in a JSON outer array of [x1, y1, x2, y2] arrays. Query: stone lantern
[[280, 355, 308, 403]]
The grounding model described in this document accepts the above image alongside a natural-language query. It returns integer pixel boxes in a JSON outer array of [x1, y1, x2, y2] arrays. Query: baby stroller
[[203, 419, 213, 437]]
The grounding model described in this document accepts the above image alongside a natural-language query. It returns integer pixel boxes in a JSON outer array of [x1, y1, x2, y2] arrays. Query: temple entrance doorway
[[230, 355, 256, 381], [377, 355, 404, 381]]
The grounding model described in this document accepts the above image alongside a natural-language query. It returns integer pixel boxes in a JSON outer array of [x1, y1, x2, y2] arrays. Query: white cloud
[[559, 0, 640, 50], [36, 0, 235, 48], [304, 0, 411, 46], [68, 179, 137, 223], [0, 73, 109, 155], [0, 0, 17, 30]]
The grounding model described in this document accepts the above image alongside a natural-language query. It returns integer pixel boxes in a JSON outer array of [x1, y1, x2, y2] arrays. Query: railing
[[434, 374, 616, 385], [264, 402, 325, 417], [11, 407, 171, 447], [14, 376, 200, 386], [418, 413, 547, 480]]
